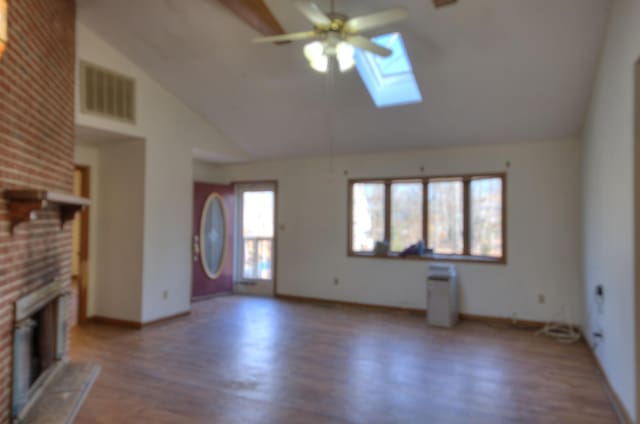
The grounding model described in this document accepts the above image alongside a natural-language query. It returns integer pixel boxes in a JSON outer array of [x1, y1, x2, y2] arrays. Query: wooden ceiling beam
[[433, 0, 457, 8], [217, 0, 287, 38]]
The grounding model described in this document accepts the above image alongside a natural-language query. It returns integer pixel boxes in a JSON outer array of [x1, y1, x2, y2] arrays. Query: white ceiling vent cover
[[80, 61, 136, 123]]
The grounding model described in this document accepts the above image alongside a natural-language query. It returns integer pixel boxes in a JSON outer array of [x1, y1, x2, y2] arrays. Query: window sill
[[348, 252, 506, 265]]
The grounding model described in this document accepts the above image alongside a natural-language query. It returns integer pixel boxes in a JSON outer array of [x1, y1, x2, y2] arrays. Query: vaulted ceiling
[[77, 0, 611, 160]]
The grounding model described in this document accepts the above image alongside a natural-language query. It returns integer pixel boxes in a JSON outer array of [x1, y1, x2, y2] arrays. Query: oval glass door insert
[[200, 193, 226, 279]]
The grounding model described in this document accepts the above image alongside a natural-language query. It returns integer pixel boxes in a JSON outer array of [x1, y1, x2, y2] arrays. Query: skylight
[[355, 33, 422, 108]]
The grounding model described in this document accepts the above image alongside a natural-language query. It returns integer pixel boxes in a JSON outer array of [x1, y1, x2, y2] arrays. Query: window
[[351, 182, 385, 253], [428, 179, 464, 255], [238, 187, 275, 281], [470, 177, 503, 258], [390, 181, 423, 252], [348, 174, 506, 263], [354, 33, 423, 108]]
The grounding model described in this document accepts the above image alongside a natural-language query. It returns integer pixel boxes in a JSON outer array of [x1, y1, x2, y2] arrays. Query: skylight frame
[[355, 32, 423, 109]]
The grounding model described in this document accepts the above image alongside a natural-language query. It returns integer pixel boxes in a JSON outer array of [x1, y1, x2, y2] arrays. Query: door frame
[[232, 180, 279, 296], [75, 165, 90, 323]]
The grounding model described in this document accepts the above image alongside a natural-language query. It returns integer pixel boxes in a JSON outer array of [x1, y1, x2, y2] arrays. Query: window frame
[[347, 173, 507, 265]]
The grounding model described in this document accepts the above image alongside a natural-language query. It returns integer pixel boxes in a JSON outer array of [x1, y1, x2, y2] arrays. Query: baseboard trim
[[90, 316, 142, 329], [585, 342, 632, 424], [458, 313, 546, 329], [275, 293, 425, 315], [90, 311, 191, 330], [142, 311, 191, 327], [191, 292, 233, 302]]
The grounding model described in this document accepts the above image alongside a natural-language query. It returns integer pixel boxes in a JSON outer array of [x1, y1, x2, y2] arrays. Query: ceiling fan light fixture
[[303, 41, 329, 73], [310, 54, 329, 73], [303, 40, 355, 73], [336, 42, 355, 72]]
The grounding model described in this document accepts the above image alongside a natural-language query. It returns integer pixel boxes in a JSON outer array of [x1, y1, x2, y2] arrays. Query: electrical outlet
[[538, 294, 546, 304], [595, 285, 604, 297], [163, 290, 168, 300], [333, 277, 340, 286]]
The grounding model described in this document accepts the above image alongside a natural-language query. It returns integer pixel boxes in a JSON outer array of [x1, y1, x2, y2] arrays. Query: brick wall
[[0, 0, 76, 422]]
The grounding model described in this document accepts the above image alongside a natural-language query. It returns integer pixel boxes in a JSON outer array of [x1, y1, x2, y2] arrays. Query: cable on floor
[[535, 307, 581, 343]]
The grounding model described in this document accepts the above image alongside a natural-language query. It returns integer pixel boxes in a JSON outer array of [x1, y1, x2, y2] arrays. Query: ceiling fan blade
[[253, 31, 318, 43], [295, 1, 332, 27], [344, 7, 409, 33], [347, 35, 392, 57]]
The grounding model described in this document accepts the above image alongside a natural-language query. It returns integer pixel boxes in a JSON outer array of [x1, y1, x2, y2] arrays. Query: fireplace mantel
[[3, 189, 90, 234], [15, 279, 69, 322]]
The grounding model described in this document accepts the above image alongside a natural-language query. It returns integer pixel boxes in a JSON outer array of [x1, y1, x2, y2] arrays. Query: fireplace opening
[[28, 302, 58, 387]]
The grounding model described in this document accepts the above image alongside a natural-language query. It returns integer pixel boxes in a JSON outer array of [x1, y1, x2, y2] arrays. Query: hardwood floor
[[70, 296, 618, 424]]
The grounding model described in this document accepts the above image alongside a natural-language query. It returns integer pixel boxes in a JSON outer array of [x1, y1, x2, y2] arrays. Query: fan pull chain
[[323, 57, 337, 284], [324, 51, 336, 173]]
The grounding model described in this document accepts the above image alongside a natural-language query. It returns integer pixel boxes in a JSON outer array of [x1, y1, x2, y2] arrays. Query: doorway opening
[[71, 165, 90, 325], [234, 182, 278, 296]]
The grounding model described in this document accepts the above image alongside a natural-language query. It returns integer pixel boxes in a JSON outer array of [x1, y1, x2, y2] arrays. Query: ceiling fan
[[252, 1, 409, 73]]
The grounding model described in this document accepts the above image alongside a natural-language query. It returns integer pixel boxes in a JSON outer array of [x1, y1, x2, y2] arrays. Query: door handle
[[193, 234, 200, 262]]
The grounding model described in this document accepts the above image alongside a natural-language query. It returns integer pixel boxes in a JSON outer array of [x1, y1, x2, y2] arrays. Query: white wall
[[74, 140, 145, 322], [75, 22, 248, 323], [200, 139, 582, 323], [193, 159, 225, 184], [98, 140, 146, 321], [581, 0, 640, 419]]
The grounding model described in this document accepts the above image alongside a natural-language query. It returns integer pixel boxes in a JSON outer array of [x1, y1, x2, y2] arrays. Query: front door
[[192, 182, 234, 299]]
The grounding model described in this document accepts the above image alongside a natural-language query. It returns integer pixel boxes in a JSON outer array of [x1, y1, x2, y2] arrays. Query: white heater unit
[[426, 264, 458, 328]]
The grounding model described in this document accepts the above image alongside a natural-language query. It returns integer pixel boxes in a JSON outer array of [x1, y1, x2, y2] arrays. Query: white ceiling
[[77, 0, 610, 160]]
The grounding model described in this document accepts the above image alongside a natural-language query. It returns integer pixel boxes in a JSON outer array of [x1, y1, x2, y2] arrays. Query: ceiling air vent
[[80, 61, 136, 123]]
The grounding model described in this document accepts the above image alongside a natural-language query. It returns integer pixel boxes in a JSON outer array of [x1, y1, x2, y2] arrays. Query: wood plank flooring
[[70, 296, 618, 424]]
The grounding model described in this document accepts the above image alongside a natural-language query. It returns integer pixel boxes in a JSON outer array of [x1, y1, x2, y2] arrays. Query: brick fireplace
[[0, 1, 77, 423], [11, 280, 68, 419]]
